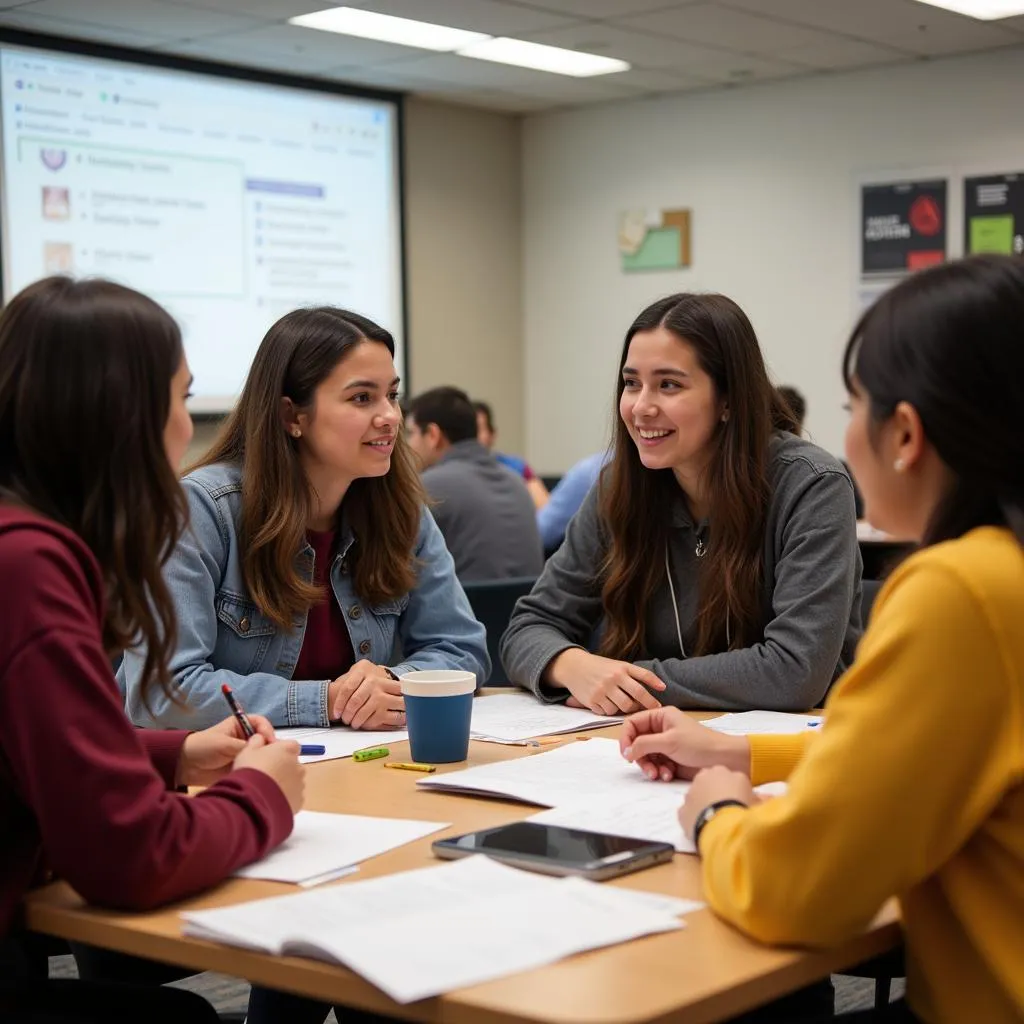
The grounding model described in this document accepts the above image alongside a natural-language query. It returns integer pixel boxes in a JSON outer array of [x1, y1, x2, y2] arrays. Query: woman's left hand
[[678, 766, 756, 842], [178, 714, 277, 787]]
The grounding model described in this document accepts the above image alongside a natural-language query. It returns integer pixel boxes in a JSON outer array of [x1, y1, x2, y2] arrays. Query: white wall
[[522, 46, 1024, 472], [185, 97, 524, 466]]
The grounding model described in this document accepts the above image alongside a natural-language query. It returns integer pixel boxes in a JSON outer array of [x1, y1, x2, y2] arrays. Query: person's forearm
[[541, 647, 580, 689], [707, 731, 752, 774]]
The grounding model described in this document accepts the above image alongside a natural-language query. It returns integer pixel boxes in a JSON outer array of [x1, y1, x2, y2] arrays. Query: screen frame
[[0, 25, 412, 411]]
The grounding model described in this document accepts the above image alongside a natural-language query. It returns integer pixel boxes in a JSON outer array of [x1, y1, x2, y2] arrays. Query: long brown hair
[[599, 293, 795, 660], [195, 307, 423, 629], [0, 277, 187, 705]]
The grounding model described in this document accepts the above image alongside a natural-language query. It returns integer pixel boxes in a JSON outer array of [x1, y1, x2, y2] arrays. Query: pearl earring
[[893, 458, 905, 472], [292, 429, 301, 438]]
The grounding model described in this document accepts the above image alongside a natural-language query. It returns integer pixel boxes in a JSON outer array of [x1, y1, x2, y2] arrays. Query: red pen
[[221, 683, 255, 739]]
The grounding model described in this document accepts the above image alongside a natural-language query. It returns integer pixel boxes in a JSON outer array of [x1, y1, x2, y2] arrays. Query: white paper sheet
[[701, 711, 823, 735], [233, 811, 449, 884], [275, 727, 408, 763], [416, 737, 665, 806], [529, 781, 789, 855], [184, 856, 685, 1003], [469, 692, 621, 742]]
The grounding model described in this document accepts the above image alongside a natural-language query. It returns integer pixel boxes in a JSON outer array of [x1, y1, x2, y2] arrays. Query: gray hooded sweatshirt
[[499, 433, 862, 711]]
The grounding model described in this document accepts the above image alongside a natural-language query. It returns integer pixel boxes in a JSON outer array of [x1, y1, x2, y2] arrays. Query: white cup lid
[[400, 670, 476, 697]]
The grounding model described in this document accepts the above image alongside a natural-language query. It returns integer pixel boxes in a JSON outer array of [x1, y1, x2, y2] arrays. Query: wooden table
[[23, 716, 900, 1024]]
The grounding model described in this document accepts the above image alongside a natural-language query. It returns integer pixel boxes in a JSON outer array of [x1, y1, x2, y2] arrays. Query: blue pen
[[300, 744, 327, 756]]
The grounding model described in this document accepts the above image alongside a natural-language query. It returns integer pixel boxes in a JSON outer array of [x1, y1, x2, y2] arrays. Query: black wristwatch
[[692, 799, 748, 853]]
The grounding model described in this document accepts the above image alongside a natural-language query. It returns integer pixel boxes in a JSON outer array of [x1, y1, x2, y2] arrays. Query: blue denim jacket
[[118, 461, 490, 729]]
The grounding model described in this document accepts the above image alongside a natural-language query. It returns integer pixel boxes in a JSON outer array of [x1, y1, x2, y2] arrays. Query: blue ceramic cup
[[400, 670, 476, 764]]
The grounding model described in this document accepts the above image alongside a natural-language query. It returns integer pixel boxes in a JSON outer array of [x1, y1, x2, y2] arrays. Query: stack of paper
[[470, 692, 621, 743], [701, 711, 822, 735], [417, 737, 786, 855], [233, 811, 449, 887], [529, 781, 787, 854], [184, 855, 695, 1003], [275, 727, 409, 764], [416, 737, 654, 806]]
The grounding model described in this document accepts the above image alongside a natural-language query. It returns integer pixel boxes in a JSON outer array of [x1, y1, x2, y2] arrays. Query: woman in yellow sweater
[[621, 253, 1024, 1024]]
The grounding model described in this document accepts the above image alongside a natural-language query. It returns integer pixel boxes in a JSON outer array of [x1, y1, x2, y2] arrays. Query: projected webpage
[[0, 45, 403, 410]]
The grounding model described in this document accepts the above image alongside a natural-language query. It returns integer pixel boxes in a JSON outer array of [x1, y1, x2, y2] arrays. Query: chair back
[[861, 578, 883, 627], [461, 576, 538, 685]]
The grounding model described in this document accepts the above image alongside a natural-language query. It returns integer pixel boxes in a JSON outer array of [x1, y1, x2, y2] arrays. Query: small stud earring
[[292, 429, 301, 438], [893, 458, 905, 472]]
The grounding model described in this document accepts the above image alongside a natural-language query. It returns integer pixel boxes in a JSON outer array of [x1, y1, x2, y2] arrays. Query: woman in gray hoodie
[[500, 293, 862, 714]]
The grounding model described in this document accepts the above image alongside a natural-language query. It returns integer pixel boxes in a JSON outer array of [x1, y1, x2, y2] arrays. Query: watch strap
[[693, 798, 748, 853]]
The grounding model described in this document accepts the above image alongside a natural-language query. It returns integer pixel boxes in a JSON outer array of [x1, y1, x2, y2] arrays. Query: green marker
[[353, 746, 389, 762]]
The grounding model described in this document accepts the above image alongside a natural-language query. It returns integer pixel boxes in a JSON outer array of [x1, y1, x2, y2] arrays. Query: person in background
[[0, 277, 302, 1024], [405, 386, 544, 582], [622, 254, 1024, 1024], [537, 450, 610, 553], [501, 292, 862, 716], [776, 384, 806, 433], [120, 308, 488, 733], [474, 399, 550, 510]]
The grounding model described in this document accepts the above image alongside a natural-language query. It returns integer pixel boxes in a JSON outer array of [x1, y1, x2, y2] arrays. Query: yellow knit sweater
[[700, 527, 1024, 1024]]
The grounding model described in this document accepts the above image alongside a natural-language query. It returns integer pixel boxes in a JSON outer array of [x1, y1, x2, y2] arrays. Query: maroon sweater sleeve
[[139, 729, 191, 788], [0, 523, 294, 911]]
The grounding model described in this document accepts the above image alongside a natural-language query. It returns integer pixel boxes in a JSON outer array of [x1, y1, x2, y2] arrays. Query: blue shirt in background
[[536, 452, 609, 551]]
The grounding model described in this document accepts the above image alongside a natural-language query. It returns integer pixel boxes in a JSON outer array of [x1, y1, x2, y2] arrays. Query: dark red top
[[293, 528, 355, 681], [0, 505, 293, 939]]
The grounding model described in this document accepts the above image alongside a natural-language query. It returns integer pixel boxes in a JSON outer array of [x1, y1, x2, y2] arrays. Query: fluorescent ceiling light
[[458, 37, 630, 77], [289, 7, 489, 51], [911, 0, 1024, 18]]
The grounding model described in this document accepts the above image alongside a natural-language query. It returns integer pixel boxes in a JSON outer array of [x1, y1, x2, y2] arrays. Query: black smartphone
[[433, 821, 675, 880]]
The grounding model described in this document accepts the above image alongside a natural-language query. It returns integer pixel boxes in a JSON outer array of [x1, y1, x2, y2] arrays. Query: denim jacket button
[[358, 639, 371, 655], [239, 616, 251, 634], [348, 605, 362, 620]]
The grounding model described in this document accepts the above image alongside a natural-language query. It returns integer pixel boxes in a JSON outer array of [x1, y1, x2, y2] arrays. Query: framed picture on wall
[[860, 180, 947, 276], [964, 173, 1024, 256]]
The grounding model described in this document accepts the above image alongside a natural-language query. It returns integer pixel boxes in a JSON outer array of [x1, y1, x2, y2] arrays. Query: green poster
[[969, 215, 1014, 255]]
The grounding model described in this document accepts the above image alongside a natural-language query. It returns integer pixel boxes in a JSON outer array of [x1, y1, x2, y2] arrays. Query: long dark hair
[[844, 254, 1024, 548], [0, 277, 187, 704], [196, 307, 423, 629], [599, 293, 795, 659]]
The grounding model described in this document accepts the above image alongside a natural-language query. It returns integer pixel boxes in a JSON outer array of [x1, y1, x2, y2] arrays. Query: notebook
[[183, 855, 692, 1003]]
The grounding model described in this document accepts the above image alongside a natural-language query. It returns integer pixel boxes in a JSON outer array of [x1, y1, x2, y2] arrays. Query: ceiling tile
[[998, 13, 1024, 32], [511, 0, 700, 16], [773, 36, 909, 70], [520, 21, 726, 70], [151, 0, 329, 16], [157, 21, 429, 70], [367, 50, 591, 89], [497, 72, 640, 102], [619, 3, 851, 54], [721, 0, 1021, 55], [0, 8, 169, 47], [342, 0, 578, 36], [612, 66, 714, 90], [8, 0, 264, 39]]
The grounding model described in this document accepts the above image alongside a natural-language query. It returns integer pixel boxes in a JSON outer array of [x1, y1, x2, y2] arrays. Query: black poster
[[964, 173, 1024, 256], [861, 180, 947, 276]]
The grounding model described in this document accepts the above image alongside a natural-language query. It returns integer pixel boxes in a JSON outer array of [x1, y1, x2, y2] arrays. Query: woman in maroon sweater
[[0, 277, 304, 1023]]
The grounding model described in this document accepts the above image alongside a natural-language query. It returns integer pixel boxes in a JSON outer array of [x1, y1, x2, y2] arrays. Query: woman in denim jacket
[[120, 306, 489, 733]]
